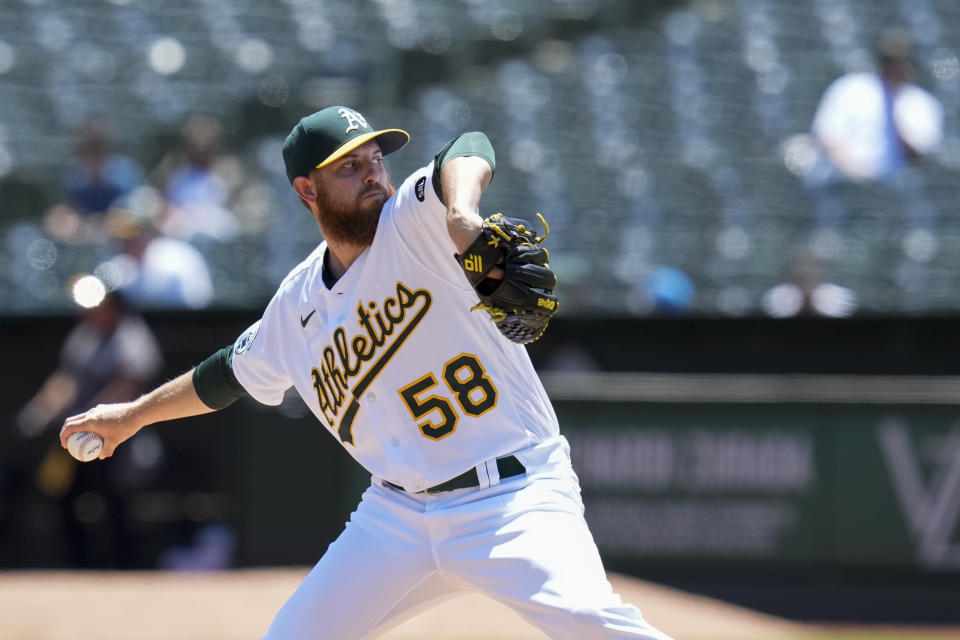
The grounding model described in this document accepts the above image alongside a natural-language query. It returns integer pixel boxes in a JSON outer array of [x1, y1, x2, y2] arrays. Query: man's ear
[[292, 176, 317, 207]]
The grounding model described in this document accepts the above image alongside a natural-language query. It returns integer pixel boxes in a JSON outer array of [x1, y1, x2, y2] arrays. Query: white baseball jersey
[[231, 163, 560, 489]]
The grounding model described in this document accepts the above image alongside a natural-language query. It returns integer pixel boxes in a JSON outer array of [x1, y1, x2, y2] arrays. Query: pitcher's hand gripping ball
[[456, 213, 558, 344], [67, 431, 104, 462]]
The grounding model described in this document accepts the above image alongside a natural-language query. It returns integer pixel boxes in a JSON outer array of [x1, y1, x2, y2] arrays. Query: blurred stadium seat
[[0, 0, 957, 317]]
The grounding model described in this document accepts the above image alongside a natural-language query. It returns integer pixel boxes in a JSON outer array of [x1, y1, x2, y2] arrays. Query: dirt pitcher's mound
[[0, 569, 805, 640], [383, 573, 806, 640]]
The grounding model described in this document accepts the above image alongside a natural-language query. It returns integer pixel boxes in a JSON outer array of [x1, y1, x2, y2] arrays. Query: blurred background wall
[[1, 0, 959, 625]]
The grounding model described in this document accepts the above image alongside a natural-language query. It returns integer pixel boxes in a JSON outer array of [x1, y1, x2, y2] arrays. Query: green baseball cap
[[282, 106, 410, 183]]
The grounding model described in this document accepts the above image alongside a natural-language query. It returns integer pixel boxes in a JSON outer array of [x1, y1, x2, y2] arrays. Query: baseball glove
[[456, 212, 558, 344]]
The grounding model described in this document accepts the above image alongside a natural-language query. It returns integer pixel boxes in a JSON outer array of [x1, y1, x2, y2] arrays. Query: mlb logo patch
[[415, 176, 426, 202]]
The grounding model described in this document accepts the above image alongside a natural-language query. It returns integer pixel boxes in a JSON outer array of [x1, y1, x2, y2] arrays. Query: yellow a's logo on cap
[[338, 108, 368, 133]]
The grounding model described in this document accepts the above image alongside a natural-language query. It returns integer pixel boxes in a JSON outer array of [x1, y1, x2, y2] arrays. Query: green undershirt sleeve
[[192, 345, 248, 410], [432, 131, 496, 204]]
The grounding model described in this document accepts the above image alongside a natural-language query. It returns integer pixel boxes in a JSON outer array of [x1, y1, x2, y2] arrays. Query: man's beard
[[315, 182, 390, 248]]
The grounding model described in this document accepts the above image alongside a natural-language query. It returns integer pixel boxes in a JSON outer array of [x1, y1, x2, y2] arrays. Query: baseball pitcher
[[60, 106, 673, 640]]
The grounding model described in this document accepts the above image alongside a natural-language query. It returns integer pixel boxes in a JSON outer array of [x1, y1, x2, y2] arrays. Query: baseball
[[66, 431, 104, 462]]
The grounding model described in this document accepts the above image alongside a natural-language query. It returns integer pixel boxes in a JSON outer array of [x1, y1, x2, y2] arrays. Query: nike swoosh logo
[[300, 309, 317, 327]]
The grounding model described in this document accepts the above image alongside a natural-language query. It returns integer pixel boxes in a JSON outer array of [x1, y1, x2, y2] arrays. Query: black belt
[[384, 455, 525, 495]]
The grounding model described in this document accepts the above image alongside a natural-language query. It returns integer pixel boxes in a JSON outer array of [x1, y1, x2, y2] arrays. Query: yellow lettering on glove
[[537, 298, 557, 311], [463, 255, 484, 272]]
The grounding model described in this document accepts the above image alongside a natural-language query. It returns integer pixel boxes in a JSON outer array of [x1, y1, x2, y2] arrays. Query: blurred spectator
[[117, 232, 215, 309], [644, 265, 695, 314], [626, 265, 695, 315], [811, 28, 943, 184], [11, 291, 164, 566], [762, 250, 857, 318], [44, 119, 145, 244], [151, 114, 242, 241], [15, 291, 162, 438], [104, 201, 215, 310]]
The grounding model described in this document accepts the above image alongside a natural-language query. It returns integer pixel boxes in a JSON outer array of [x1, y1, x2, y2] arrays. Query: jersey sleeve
[[392, 161, 447, 233], [388, 132, 495, 283], [388, 162, 465, 281], [229, 301, 294, 406], [193, 345, 248, 410]]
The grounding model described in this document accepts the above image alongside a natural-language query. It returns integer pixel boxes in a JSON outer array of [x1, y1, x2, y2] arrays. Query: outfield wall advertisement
[[557, 401, 960, 574]]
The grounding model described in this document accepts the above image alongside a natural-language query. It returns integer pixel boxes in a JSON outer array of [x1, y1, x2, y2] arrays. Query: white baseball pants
[[263, 454, 673, 639]]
